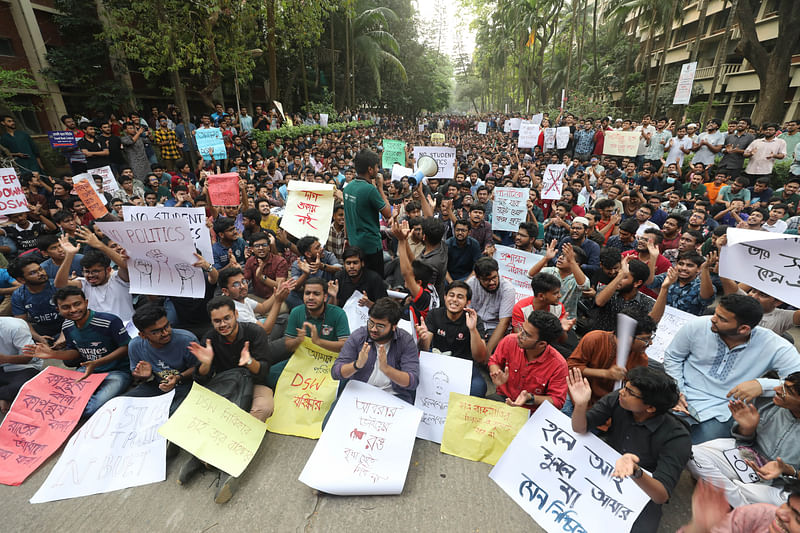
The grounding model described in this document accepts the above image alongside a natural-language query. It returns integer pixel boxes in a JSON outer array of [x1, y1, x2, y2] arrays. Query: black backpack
[[205, 367, 253, 411]]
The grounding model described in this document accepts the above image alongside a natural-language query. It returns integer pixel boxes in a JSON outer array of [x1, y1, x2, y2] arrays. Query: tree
[[350, 3, 407, 102], [733, 0, 800, 124], [0, 69, 39, 111]]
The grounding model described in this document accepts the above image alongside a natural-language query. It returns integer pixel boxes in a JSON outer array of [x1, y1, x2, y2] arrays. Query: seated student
[[242, 232, 289, 300], [762, 203, 789, 233], [417, 281, 488, 397], [37, 234, 83, 280], [0, 317, 43, 412], [327, 246, 387, 309], [606, 218, 638, 253], [331, 297, 419, 404], [23, 286, 131, 416], [288, 235, 342, 309], [527, 239, 590, 323], [568, 366, 691, 533], [0, 266, 20, 316], [9, 256, 63, 343], [589, 247, 622, 290], [664, 294, 800, 444], [688, 372, 800, 508], [415, 217, 448, 299], [487, 310, 567, 410], [743, 207, 768, 231], [512, 272, 567, 331], [446, 218, 482, 282], [211, 217, 247, 270], [391, 219, 437, 324], [646, 251, 716, 315], [714, 198, 748, 227], [466, 256, 515, 355], [0, 209, 56, 258], [729, 284, 800, 338], [185, 296, 274, 503], [663, 229, 703, 266], [126, 305, 198, 415], [594, 257, 659, 331], [622, 228, 670, 298], [217, 266, 283, 324], [284, 277, 349, 355]]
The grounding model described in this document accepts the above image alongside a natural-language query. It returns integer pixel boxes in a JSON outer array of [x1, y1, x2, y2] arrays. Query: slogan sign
[[158, 382, 266, 477], [504, 121, 513, 134], [343, 290, 370, 331], [207, 172, 240, 206], [298, 380, 423, 495], [430, 132, 446, 145], [510, 118, 522, 131], [30, 392, 173, 503], [72, 180, 108, 218], [490, 401, 649, 533], [603, 131, 640, 157], [531, 113, 544, 126], [477, 122, 488, 135], [494, 245, 543, 303], [319, 113, 328, 127], [0, 168, 29, 215], [124, 206, 213, 262], [87, 166, 120, 193], [96, 219, 205, 298], [544, 128, 556, 150], [47, 131, 76, 149], [720, 229, 800, 308], [0, 367, 106, 486], [556, 127, 571, 149], [280, 180, 335, 245], [414, 352, 472, 444], [493, 187, 530, 232], [381, 139, 406, 169], [413, 146, 456, 180], [518, 121, 540, 149], [542, 164, 567, 200], [265, 339, 339, 439], [673, 61, 698, 105], [648, 305, 694, 364], [440, 392, 529, 465], [195, 127, 226, 160]]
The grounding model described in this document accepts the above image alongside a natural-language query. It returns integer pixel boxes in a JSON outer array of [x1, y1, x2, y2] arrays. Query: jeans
[[470, 364, 487, 398], [125, 380, 191, 416], [84, 370, 132, 417], [683, 415, 735, 445]]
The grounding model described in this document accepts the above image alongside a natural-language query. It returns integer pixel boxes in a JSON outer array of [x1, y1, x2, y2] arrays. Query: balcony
[[694, 63, 741, 82]]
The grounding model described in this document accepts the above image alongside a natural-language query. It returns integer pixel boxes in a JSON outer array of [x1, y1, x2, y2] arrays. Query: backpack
[[205, 367, 253, 411]]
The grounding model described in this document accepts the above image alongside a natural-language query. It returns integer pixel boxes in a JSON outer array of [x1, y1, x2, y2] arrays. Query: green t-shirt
[[682, 182, 707, 199], [343, 178, 386, 254], [285, 303, 350, 341]]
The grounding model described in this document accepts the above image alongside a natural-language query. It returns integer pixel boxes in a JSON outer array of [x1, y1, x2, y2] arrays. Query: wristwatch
[[631, 465, 644, 479], [353, 360, 362, 371], [203, 264, 213, 272], [245, 357, 254, 366]]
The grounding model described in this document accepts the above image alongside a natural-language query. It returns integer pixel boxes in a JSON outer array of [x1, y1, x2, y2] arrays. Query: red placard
[[208, 173, 241, 206], [73, 179, 108, 219], [0, 366, 106, 485]]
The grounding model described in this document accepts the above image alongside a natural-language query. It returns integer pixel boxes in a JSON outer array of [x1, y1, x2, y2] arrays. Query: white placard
[[518, 121, 541, 149], [614, 313, 637, 391], [492, 187, 530, 232], [319, 113, 329, 127], [124, 206, 213, 262], [397, 318, 418, 346], [477, 122, 488, 135], [96, 219, 205, 298], [343, 290, 369, 331], [719, 229, 800, 308], [414, 352, 472, 443], [418, 124, 425, 133], [531, 113, 543, 126], [504, 121, 513, 134], [494, 245, 543, 303], [648, 305, 694, 364], [280, 180, 335, 245], [542, 164, 567, 200], [544, 128, 556, 150], [298, 380, 423, 495], [30, 392, 173, 503], [391, 164, 414, 182], [72, 172, 109, 205], [489, 401, 649, 533], [87, 165, 121, 193], [673, 62, 698, 105], [510, 118, 522, 131], [556, 127, 571, 149], [273, 100, 285, 119], [0, 167, 29, 215], [412, 146, 456, 180]]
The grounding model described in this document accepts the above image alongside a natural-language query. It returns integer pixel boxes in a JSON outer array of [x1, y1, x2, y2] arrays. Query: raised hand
[[612, 453, 640, 479], [490, 364, 509, 387], [59, 234, 80, 255], [327, 279, 339, 298], [298, 258, 311, 274], [377, 344, 388, 370], [132, 360, 153, 379], [544, 239, 558, 261], [303, 321, 320, 344], [415, 321, 433, 344], [356, 341, 370, 370], [188, 339, 214, 366], [76, 226, 102, 249], [663, 266, 679, 287], [505, 390, 531, 407], [567, 367, 592, 407], [728, 399, 760, 434], [702, 250, 719, 272], [560, 316, 576, 332], [464, 307, 478, 330], [238, 340, 252, 367]]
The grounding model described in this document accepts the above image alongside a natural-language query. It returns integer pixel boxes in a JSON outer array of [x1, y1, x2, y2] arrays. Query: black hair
[[297, 235, 319, 256], [242, 208, 261, 222], [599, 247, 622, 269], [626, 366, 680, 415], [643, 227, 663, 244], [526, 310, 563, 345], [628, 259, 650, 285], [530, 272, 561, 295], [517, 221, 538, 238], [217, 267, 244, 289], [369, 297, 402, 325], [665, 214, 685, 227], [718, 294, 763, 329], [132, 305, 168, 331], [80, 249, 111, 269], [207, 295, 236, 315], [619, 218, 639, 234], [303, 276, 327, 292], [411, 259, 433, 285], [342, 246, 364, 262], [638, 204, 654, 215], [473, 257, 498, 279], [421, 217, 445, 245], [8, 256, 41, 279], [213, 217, 236, 234], [54, 285, 85, 304], [248, 232, 269, 245], [454, 218, 471, 230], [469, 203, 485, 213], [37, 234, 60, 251], [446, 280, 472, 301], [354, 149, 380, 175], [677, 251, 704, 267], [594, 198, 615, 211]]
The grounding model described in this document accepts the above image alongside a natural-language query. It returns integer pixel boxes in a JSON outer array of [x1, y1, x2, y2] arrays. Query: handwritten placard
[[30, 392, 173, 503], [531, 113, 544, 126], [280, 180, 335, 245], [648, 305, 694, 364], [494, 245, 543, 303], [490, 401, 649, 533], [319, 113, 328, 127], [0, 168, 30, 215], [413, 146, 456, 180], [430, 132, 445, 145], [265, 339, 339, 439], [342, 290, 370, 331], [511, 118, 522, 131], [440, 393, 529, 465], [158, 382, 266, 477], [493, 187, 530, 232], [47, 131, 76, 149], [195, 127, 227, 160], [542, 164, 567, 200], [0, 367, 106, 486], [298, 380, 422, 495], [382, 139, 406, 169], [504, 120, 513, 134], [544, 128, 556, 150], [556, 127, 571, 149], [477, 122, 488, 135], [720, 229, 800, 309], [414, 352, 472, 443], [518, 121, 540, 149], [207, 172, 240, 206], [603, 131, 640, 157], [96, 219, 205, 298], [73, 179, 109, 219], [124, 206, 214, 262], [87, 165, 120, 193]]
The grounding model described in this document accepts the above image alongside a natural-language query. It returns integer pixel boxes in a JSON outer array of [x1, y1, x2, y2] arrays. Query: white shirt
[[634, 125, 656, 156], [666, 136, 693, 166], [0, 317, 41, 372], [762, 219, 788, 233], [80, 271, 134, 325], [366, 342, 394, 394], [234, 298, 260, 324], [635, 220, 660, 236]]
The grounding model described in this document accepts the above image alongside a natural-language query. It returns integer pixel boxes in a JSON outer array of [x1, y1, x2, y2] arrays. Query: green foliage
[[250, 120, 374, 146], [301, 99, 337, 119], [0, 69, 39, 111], [772, 160, 793, 189]]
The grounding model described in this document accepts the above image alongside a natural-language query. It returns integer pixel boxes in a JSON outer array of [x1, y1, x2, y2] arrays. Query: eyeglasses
[[778, 382, 797, 399], [251, 243, 269, 249], [230, 280, 248, 289], [518, 329, 538, 341], [367, 319, 388, 332], [620, 380, 644, 399], [83, 268, 106, 276], [634, 334, 654, 346], [146, 324, 171, 336]]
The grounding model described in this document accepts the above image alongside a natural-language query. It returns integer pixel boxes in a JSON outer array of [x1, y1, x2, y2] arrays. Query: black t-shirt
[[78, 136, 110, 168], [334, 268, 387, 306], [102, 134, 126, 165], [200, 321, 271, 386], [424, 307, 485, 362], [4, 221, 44, 253]]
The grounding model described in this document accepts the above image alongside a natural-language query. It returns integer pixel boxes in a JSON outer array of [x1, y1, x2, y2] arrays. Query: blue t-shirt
[[41, 254, 83, 280], [62, 310, 131, 372], [212, 237, 247, 269], [128, 328, 198, 380], [11, 281, 62, 336], [446, 236, 482, 280]]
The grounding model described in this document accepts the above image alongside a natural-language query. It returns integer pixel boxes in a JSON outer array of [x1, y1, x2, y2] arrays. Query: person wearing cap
[[692, 119, 725, 168], [552, 215, 600, 275]]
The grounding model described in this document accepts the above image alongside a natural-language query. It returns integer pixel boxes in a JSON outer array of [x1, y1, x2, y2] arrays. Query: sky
[[413, 0, 477, 66]]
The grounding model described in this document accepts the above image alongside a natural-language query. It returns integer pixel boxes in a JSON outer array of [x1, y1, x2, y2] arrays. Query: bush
[[250, 120, 374, 147], [772, 160, 793, 188]]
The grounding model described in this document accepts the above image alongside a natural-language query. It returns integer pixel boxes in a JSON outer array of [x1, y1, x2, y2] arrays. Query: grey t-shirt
[[692, 131, 726, 167], [466, 277, 515, 330]]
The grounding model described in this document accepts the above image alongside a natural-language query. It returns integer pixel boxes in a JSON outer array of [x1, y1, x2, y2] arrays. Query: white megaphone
[[414, 155, 439, 184]]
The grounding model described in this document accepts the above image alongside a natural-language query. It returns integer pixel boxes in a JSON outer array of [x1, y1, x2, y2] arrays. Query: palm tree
[[350, 4, 407, 103]]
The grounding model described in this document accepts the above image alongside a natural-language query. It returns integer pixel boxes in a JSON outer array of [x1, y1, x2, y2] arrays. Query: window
[[0, 38, 14, 56]]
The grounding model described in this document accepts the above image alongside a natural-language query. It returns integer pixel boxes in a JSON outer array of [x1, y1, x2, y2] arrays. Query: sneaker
[[166, 442, 180, 460], [177, 456, 203, 485], [214, 474, 239, 504]]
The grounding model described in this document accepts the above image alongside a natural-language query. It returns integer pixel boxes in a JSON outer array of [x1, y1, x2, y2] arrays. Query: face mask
[[666, 177, 676, 184]]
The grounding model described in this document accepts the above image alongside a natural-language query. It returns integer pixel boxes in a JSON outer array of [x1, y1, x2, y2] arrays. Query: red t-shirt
[[488, 336, 568, 409], [621, 249, 671, 298], [511, 297, 566, 330]]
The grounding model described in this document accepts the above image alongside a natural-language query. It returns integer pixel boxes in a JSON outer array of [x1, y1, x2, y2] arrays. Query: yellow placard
[[158, 382, 266, 477], [265, 338, 339, 439], [430, 132, 445, 145], [440, 392, 529, 465]]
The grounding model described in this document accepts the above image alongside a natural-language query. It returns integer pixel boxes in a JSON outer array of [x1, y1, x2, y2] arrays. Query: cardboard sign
[[603, 131, 640, 157], [158, 382, 266, 477], [195, 127, 227, 161], [531, 113, 543, 126], [492, 187, 530, 232], [510, 118, 522, 131], [477, 122, 488, 135], [542, 164, 567, 200], [382, 139, 407, 169], [493, 245, 544, 303], [430, 132, 446, 145], [0, 168, 29, 215], [440, 393, 529, 465], [414, 352, 472, 443], [544, 128, 556, 150], [265, 339, 339, 439], [648, 305, 694, 364], [273, 100, 285, 120], [30, 392, 173, 503], [124, 206, 214, 262], [412, 146, 456, 180], [319, 113, 328, 127], [0, 367, 106, 486], [207, 172, 240, 206], [518, 121, 540, 149], [73, 179, 109, 218], [556, 127, 571, 149], [87, 165, 121, 193], [47, 131, 76, 148], [279, 180, 335, 245]]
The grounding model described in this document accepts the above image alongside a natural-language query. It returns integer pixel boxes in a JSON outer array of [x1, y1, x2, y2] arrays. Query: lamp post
[[235, 48, 264, 116]]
